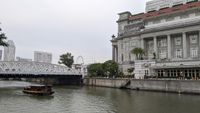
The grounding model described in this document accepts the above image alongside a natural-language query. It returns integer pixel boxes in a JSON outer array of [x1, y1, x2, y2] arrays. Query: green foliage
[[87, 63, 104, 77], [153, 52, 156, 59], [58, 52, 74, 68], [127, 68, 134, 74], [87, 60, 118, 77], [131, 48, 145, 60], [0, 27, 8, 47], [102, 60, 118, 77]]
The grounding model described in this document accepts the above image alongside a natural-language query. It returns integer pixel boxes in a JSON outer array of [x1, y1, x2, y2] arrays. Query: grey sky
[[0, 0, 150, 64]]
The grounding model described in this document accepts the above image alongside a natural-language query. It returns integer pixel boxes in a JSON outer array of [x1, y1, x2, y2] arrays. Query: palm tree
[[0, 28, 8, 47], [131, 48, 145, 60]]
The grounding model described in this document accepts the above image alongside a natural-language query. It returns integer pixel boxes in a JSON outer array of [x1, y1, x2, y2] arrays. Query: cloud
[[0, 0, 147, 64]]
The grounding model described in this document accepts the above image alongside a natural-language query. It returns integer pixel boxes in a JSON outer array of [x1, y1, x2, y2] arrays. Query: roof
[[129, 1, 200, 20]]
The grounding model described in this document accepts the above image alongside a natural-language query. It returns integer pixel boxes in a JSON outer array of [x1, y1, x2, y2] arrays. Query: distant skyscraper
[[34, 51, 52, 63], [4, 40, 16, 61], [16, 57, 32, 62]]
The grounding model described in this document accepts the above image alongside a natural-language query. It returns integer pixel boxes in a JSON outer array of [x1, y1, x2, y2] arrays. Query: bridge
[[0, 61, 82, 84]]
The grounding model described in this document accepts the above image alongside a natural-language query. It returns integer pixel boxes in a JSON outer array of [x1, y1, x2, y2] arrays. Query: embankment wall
[[84, 78, 200, 94]]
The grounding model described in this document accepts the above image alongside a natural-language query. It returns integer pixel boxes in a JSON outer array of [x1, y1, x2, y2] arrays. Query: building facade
[[146, 0, 198, 12], [111, 0, 200, 79], [4, 40, 16, 61], [16, 57, 32, 62], [34, 51, 52, 63]]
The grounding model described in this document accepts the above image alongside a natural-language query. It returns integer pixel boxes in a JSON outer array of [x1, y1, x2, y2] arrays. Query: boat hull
[[23, 85, 55, 96], [23, 90, 54, 96]]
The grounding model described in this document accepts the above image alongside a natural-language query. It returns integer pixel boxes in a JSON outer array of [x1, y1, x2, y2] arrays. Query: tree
[[0, 27, 8, 47], [153, 52, 156, 59], [102, 60, 118, 78], [127, 68, 134, 75], [87, 60, 119, 78], [127, 68, 135, 78], [58, 52, 74, 68], [131, 48, 145, 60], [87, 63, 104, 77]]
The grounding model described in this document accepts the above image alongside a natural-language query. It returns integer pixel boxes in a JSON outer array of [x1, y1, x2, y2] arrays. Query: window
[[131, 41, 136, 47], [147, 40, 154, 58], [175, 37, 182, 46], [121, 54, 124, 62], [159, 48, 167, 59], [125, 42, 129, 52], [158, 38, 167, 47], [175, 49, 182, 58], [191, 47, 198, 58], [145, 70, 149, 76], [189, 35, 198, 44], [121, 43, 123, 49]]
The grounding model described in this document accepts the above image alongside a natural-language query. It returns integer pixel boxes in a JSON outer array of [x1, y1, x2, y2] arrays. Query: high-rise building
[[34, 51, 52, 63], [111, 0, 200, 79], [16, 57, 32, 62], [4, 40, 16, 61]]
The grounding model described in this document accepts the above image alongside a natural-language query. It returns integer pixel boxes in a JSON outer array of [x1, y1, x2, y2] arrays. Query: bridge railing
[[0, 61, 81, 75]]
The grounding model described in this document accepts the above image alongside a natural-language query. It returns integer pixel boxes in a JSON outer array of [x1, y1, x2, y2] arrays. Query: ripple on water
[[1, 81, 200, 113]]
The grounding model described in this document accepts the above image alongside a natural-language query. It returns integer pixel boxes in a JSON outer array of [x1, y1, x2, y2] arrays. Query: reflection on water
[[0, 81, 41, 88], [0, 81, 200, 113]]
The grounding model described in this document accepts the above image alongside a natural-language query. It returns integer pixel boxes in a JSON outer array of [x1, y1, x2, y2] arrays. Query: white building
[[4, 40, 16, 61], [16, 57, 32, 62], [112, 0, 200, 79], [146, 0, 200, 12], [34, 51, 52, 63]]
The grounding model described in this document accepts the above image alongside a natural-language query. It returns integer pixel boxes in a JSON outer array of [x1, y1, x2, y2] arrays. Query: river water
[[0, 81, 200, 113]]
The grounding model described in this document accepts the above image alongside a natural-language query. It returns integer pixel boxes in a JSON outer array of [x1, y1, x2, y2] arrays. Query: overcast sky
[[0, 0, 150, 64]]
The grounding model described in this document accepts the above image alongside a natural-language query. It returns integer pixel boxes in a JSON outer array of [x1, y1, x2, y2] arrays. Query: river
[[0, 81, 200, 113]]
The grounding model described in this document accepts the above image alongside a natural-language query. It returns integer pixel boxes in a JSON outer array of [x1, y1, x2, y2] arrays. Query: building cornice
[[113, 18, 200, 41], [129, 1, 200, 21]]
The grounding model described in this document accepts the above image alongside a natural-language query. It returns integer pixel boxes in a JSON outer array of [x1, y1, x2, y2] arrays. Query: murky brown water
[[0, 81, 200, 113]]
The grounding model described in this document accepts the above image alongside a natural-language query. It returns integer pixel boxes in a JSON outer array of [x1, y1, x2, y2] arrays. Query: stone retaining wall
[[84, 78, 200, 94]]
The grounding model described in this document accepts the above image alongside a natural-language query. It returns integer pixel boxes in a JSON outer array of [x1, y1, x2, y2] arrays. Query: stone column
[[167, 35, 171, 59], [112, 46, 115, 61], [183, 32, 187, 58], [199, 31, 200, 59], [141, 38, 144, 49], [116, 47, 118, 62], [154, 37, 157, 58]]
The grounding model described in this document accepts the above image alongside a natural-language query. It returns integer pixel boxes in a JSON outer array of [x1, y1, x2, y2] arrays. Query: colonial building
[[111, 0, 200, 79]]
